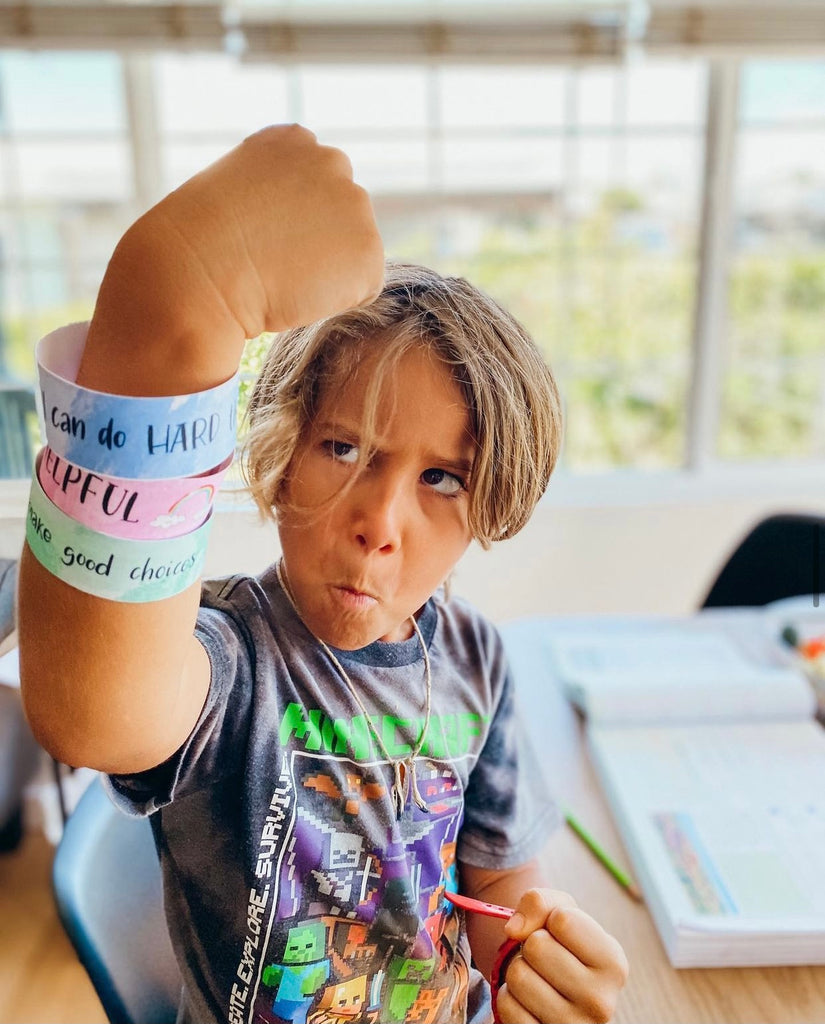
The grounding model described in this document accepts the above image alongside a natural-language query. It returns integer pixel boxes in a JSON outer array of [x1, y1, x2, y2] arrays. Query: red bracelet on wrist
[[490, 937, 522, 1024]]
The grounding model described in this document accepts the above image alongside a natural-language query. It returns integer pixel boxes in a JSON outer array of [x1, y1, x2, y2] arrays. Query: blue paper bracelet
[[26, 453, 212, 603], [37, 322, 239, 479]]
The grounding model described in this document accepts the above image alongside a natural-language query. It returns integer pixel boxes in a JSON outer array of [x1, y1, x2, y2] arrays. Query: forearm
[[19, 547, 208, 771], [461, 857, 549, 981], [20, 231, 227, 769], [80, 213, 248, 397], [18, 125, 382, 774]]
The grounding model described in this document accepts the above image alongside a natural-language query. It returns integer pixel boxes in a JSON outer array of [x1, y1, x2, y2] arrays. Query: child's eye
[[322, 439, 360, 464], [421, 468, 465, 497]]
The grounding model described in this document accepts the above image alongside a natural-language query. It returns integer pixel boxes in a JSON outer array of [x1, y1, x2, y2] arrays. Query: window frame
[[1, 47, 824, 512]]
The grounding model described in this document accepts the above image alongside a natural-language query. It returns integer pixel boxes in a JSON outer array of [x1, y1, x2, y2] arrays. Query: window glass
[[15, 142, 132, 202], [576, 67, 620, 126], [156, 54, 290, 134], [0, 52, 130, 478], [441, 136, 563, 192], [298, 65, 428, 130], [740, 60, 825, 125], [329, 138, 429, 193], [721, 59, 825, 461], [0, 52, 124, 132], [0, 51, 707, 479], [440, 67, 566, 127], [626, 59, 706, 127]]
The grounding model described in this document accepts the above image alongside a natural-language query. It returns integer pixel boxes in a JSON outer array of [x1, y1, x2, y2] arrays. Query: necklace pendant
[[407, 758, 430, 814], [392, 760, 408, 819], [391, 757, 430, 818]]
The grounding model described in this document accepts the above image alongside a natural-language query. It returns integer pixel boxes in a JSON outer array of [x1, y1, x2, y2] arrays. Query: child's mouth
[[333, 584, 378, 610]]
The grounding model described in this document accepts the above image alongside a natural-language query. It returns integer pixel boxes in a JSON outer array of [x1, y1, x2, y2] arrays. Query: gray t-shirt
[[108, 565, 558, 1024]]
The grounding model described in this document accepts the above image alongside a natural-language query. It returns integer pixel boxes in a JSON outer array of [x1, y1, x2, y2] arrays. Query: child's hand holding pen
[[498, 888, 629, 1024], [446, 887, 628, 1023]]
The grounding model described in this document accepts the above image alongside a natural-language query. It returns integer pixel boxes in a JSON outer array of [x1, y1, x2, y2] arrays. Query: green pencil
[[564, 811, 643, 903]]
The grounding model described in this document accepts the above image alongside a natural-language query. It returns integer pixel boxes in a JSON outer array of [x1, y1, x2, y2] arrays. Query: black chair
[[701, 513, 825, 608], [52, 776, 181, 1024]]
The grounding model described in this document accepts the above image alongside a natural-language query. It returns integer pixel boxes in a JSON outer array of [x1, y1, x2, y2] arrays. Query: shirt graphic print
[[234, 746, 471, 1024]]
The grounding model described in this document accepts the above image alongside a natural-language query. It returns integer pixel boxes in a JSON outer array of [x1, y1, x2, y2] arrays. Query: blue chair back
[[52, 776, 181, 1024]]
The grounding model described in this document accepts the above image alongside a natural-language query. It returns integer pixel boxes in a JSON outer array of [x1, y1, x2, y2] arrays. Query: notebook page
[[545, 616, 814, 723], [589, 721, 825, 924]]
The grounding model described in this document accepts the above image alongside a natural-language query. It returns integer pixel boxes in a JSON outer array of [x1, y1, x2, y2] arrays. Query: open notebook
[[543, 605, 825, 967], [542, 611, 815, 725]]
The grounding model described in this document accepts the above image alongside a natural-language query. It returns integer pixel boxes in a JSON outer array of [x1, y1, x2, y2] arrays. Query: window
[[1, 47, 821, 486], [721, 59, 825, 461], [370, 61, 706, 472], [0, 51, 131, 477]]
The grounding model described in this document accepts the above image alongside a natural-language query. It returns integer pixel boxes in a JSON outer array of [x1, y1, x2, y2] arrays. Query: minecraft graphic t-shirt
[[108, 567, 558, 1024]]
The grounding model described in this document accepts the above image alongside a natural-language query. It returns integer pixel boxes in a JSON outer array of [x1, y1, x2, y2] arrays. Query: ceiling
[[0, 1, 823, 59]]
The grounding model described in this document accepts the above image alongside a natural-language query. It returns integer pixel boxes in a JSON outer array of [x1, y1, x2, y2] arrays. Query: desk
[[501, 617, 825, 1024]]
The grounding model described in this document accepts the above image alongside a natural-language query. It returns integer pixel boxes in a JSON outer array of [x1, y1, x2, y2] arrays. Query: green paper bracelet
[[26, 459, 212, 603]]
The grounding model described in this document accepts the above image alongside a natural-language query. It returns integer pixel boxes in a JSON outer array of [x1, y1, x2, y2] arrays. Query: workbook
[[542, 610, 816, 724], [543, 606, 825, 967]]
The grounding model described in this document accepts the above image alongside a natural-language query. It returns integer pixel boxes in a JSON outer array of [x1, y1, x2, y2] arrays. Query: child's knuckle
[[522, 930, 545, 961], [583, 989, 614, 1023], [548, 905, 570, 933], [606, 937, 630, 983]]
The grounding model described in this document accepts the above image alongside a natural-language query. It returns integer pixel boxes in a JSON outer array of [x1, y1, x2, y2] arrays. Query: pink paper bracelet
[[38, 445, 232, 541]]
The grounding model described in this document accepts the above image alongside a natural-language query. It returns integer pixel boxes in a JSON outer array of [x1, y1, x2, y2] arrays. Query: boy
[[19, 125, 627, 1023]]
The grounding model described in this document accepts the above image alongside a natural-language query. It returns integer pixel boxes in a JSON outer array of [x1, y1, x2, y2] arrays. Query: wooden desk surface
[[500, 618, 825, 1024]]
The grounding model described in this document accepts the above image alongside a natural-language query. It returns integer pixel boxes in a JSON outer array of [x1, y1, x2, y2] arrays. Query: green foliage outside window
[[722, 252, 825, 460], [4, 208, 824, 475]]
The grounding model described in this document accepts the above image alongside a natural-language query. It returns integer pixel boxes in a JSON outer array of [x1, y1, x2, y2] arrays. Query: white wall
[[6, 479, 816, 624]]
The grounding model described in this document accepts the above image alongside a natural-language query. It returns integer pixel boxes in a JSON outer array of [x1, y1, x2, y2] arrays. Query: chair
[[52, 775, 181, 1024], [701, 513, 825, 608]]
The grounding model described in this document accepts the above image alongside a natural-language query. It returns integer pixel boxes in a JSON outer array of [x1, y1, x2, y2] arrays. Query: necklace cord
[[275, 560, 431, 817]]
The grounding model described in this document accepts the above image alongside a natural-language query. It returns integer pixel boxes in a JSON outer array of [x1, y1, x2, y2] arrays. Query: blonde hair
[[241, 261, 563, 548]]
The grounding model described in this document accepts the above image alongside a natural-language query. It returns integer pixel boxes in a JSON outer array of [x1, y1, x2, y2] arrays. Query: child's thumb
[[504, 887, 578, 941]]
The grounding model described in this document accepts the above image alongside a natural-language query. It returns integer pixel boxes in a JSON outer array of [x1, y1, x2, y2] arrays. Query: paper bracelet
[[26, 457, 212, 603], [38, 445, 232, 541], [37, 321, 239, 479]]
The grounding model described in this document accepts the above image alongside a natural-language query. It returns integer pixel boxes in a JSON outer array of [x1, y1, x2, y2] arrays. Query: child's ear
[[273, 461, 295, 508], [272, 485, 286, 515]]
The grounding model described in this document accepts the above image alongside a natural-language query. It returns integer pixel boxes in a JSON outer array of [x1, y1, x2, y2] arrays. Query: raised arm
[[19, 125, 383, 774]]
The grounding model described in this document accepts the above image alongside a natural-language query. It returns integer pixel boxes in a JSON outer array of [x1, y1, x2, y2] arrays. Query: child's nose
[[352, 476, 406, 554]]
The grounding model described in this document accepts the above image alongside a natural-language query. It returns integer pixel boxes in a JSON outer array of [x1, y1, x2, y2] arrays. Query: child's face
[[278, 342, 475, 649]]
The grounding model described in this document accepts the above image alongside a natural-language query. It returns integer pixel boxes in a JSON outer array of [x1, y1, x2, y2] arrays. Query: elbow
[[20, 653, 125, 770], [22, 692, 99, 769]]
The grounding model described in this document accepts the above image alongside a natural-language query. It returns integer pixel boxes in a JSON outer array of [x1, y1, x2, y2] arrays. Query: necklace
[[275, 559, 432, 818]]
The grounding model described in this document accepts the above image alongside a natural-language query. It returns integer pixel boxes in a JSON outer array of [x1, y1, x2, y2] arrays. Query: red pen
[[443, 892, 520, 1024], [443, 890, 515, 920]]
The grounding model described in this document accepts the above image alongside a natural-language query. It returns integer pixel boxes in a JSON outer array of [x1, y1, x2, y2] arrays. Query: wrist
[[83, 216, 248, 396]]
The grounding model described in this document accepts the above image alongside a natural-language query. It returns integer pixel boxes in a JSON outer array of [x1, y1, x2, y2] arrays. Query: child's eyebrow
[[316, 419, 474, 475], [427, 454, 474, 477]]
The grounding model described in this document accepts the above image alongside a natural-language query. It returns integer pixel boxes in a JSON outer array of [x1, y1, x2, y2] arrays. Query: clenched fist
[[81, 125, 385, 395]]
